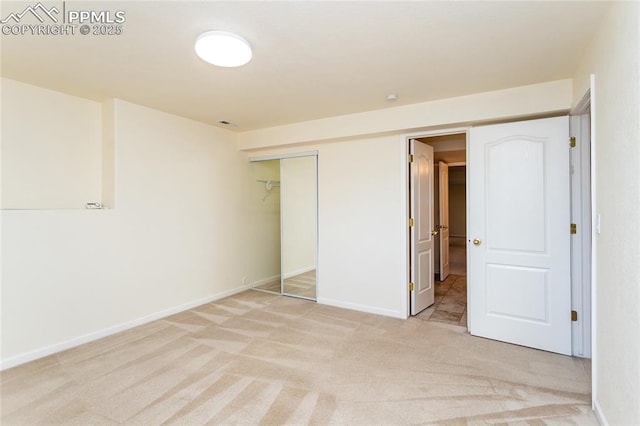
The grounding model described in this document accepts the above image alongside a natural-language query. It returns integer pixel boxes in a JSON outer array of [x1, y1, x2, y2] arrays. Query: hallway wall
[[448, 167, 467, 238]]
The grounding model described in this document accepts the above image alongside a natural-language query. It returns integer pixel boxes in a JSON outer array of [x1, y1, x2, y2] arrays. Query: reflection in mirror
[[251, 159, 281, 294], [281, 156, 317, 300]]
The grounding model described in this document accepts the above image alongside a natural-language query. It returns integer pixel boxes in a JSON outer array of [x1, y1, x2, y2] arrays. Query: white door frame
[[401, 128, 469, 317], [570, 75, 596, 409], [570, 92, 593, 358]]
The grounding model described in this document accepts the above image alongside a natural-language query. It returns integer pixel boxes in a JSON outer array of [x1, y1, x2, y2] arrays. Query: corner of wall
[[101, 99, 116, 208]]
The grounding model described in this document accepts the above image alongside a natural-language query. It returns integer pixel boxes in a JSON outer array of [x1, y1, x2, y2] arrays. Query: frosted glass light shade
[[195, 31, 252, 67]]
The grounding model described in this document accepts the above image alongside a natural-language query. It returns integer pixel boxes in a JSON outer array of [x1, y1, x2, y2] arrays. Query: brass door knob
[[473, 238, 482, 246], [431, 229, 439, 236]]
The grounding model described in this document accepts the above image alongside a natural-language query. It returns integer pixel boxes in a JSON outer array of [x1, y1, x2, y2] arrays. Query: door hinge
[[409, 218, 414, 227], [409, 282, 415, 292], [570, 136, 576, 148], [571, 310, 578, 322], [570, 223, 577, 234], [408, 154, 414, 163]]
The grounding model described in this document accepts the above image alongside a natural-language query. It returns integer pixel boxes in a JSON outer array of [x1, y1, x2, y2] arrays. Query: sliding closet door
[[281, 156, 317, 300], [250, 159, 282, 294]]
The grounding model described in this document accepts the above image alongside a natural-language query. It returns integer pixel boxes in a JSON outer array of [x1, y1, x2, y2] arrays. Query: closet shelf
[[257, 179, 280, 190]]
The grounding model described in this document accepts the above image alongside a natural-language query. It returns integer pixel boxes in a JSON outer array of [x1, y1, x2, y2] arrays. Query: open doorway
[[409, 133, 468, 327], [407, 114, 592, 358]]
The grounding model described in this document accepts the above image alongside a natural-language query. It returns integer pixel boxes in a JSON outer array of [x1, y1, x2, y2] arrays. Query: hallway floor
[[416, 237, 468, 327], [416, 274, 467, 327]]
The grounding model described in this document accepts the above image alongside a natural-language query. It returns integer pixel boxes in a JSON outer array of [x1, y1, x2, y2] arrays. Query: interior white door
[[468, 116, 571, 355], [439, 161, 450, 281], [410, 140, 435, 315]]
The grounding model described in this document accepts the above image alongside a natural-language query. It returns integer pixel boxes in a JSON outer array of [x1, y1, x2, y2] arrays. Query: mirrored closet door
[[250, 153, 317, 300], [250, 159, 282, 294]]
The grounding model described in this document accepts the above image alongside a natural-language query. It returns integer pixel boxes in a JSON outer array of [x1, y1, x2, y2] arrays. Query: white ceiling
[[0, 1, 611, 131]]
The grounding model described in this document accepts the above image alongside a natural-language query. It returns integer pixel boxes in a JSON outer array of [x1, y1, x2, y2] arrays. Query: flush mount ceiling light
[[195, 31, 252, 67]]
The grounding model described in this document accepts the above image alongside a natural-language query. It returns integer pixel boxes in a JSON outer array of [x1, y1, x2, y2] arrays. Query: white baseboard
[[283, 265, 315, 279], [593, 399, 608, 426], [317, 297, 406, 319], [0, 284, 251, 371], [252, 274, 281, 286]]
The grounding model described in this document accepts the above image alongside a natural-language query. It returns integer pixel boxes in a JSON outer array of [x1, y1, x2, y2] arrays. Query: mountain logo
[[1, 2, 60, 24]]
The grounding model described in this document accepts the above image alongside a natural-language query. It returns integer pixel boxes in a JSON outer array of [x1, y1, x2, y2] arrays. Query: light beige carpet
[[1, 290, 596, 425], [254, 270, 317, 300], [254, 277, 281, 294], [283, 270, 316, 299]]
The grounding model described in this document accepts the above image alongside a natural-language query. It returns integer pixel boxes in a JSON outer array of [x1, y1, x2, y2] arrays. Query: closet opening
[[248, 152, 318, 301]]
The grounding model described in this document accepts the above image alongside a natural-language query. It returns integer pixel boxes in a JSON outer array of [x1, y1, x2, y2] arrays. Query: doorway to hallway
[[409, 132, 467, 324], [406, 112, 593, 359], [416, 274, 467, 327], [449, 236, 467, 275], [417, 237, 468, 327]]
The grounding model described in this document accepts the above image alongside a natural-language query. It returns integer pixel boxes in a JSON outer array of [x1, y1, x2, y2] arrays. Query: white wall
[[573, 2, 640, 424], [239, 81, 574, 319], [318, 137, 403, 316], [281, 156, 316, 277], [1, 97, 252, 367], [0, 73, 592, 373], [1, 78, 102, 209], [242, 136, 407, 318], [101, 99, 116, 208], [238, 79, 573, 150]]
